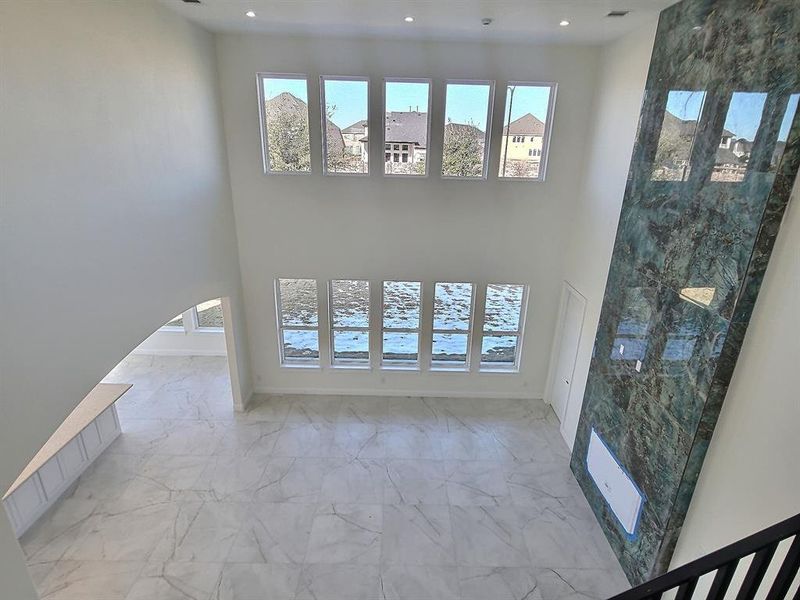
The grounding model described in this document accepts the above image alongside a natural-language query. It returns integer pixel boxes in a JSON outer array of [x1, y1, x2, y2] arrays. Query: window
[[498, 82, 556, 181], [321, 77, 369, 175], [431, 282, 474, 368], [276, 278, 319, 363], [481, 284, 527, 369], [258, 74, 311, 174], [164, 313, 184, 329], [441, 81, 493, 179], [329, 280, 370, 365], [382, 281, 422, 366], [195, 298, 223, 329], [384, 79, 431, 176]]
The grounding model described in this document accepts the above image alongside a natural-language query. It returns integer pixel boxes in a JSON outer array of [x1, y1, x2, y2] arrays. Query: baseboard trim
[[130, 348, 227, 357], [253, 385, 544, 401]]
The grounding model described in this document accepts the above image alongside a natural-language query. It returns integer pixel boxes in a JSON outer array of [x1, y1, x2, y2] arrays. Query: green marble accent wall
[[570, 0, 800, 585]]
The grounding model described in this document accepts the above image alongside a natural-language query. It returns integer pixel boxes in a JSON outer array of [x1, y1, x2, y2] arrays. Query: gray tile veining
[[22, 354, 628, 599]]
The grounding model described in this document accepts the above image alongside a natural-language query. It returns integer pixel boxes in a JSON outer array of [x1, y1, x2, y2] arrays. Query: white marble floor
[[20, 354, 629, 600]]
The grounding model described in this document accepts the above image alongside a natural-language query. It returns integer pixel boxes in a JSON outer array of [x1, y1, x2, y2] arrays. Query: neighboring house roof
[[384, 111, 428, 146], [342, 119, 368, 134], [502, 113, 544, 136], [444, 122, 484, 139], [265, 92, 344, 153]]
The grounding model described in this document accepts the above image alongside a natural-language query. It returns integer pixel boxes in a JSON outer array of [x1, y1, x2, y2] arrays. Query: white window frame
[[498, 81, 557, 182], [193, 299, 224, 332], [479, 283, 529, 372], [275, 278, 321, 366], [430, 282, 475, 371], [320, 75, 370, 177], [256, 72, 312, 176], [381, 280, 423, 368], [382, 78, 433, 178], [440, 80, 495, 181], [328, 279, 371, 368]]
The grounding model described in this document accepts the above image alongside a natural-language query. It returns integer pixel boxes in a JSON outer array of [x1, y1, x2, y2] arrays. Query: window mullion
[[470, 282, 487, 372]]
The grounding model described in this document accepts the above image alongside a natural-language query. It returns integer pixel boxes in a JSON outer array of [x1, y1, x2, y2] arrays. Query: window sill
[[430, 364, 469, 373], [381, 363, 421, 372], [478, 365, 520, 374], [330, 363, 372, 371], [280, 362, 321, 370]]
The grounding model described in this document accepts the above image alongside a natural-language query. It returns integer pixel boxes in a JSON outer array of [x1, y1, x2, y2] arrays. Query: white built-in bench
[[3, 383, 131, 537]]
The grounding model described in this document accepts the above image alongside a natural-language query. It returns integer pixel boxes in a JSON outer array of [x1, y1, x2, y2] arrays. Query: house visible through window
[[382, 281, 422, 365], [431, 282, 474, 367], [481, 283, 527, 369], [276, 278, 319, 363], [384, 79, 431, 176], [499, 82, 556, 180], [321, 77, 369, 175], [442, 81, 493, 179], [259, 74, 311, 174], [330, 279, 370, 365]]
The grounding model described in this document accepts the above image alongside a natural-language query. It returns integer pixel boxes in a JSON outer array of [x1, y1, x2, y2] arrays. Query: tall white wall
[[552, 22, 658, 447], [671, 173, 800, 568], [0, 2, 250, 594], [216, 33, 602, 398]]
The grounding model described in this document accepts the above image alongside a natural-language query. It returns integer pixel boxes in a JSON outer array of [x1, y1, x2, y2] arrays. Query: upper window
[[329, 279, 370, 365], [481, 284, 527, 370], [163, 313, 184, 330], [382, 281, 422, 366], [276, 278, 319, 363], [498, 83, 556, 181], [442, 81, 494, 179], [195, 298, 223, 329], [259, 74, 311, 174], [432, 282, 474, 368], [384, 79, 431, 176], [321, 77, 369, 175]]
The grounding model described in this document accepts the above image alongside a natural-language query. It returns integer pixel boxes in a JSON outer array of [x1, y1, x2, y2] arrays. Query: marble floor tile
[[21, 497, 99, 565], [295, 563, 380, 600], [271, 423, 335, 458], [242, 394, 292, 423], [152, 419, 227, 456], [125, 561, 223, 600], [66, 454, 145, 502], [320, 458, 386, 504], [451, 506, 533, 567], [159, 501, 247, 563], [505, 460, 583, 507], [227, 502, 315, 564], [27, 355, 628, 600], [458, 567, 541, 600], [211, 563, 300, 600], [194, 455, 266, 502], [285, 395, 343, 424], [121, 454, 210, 503], [215, 420, 282, 458], [305, 503, 383, 565], [382, 504, 456, 566], [444, 460, 513, 507], [533, 566, 629, 599], [106, 418, 173, 456], [383, 459, 448, 505], [381, 424, 443, 459], [253, 457, 327, 504], [439, 426, 501, 460], [37, 560, 143, 600], [65, 500, 181, 561], [329, 423, 383, 459], [379, 565, 460, 600]]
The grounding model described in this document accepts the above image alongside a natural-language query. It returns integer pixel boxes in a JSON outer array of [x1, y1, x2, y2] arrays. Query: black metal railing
[[608, 513, 800, 600]]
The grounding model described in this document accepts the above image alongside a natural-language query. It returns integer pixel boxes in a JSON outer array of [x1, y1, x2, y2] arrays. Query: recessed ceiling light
[[245, 10, 256, 18], [404, 16, 415, 23], [559, 20, 570, 27]]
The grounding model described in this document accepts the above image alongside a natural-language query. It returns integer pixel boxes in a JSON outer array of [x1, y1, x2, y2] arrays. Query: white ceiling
[[162, 0, 677, 45]]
